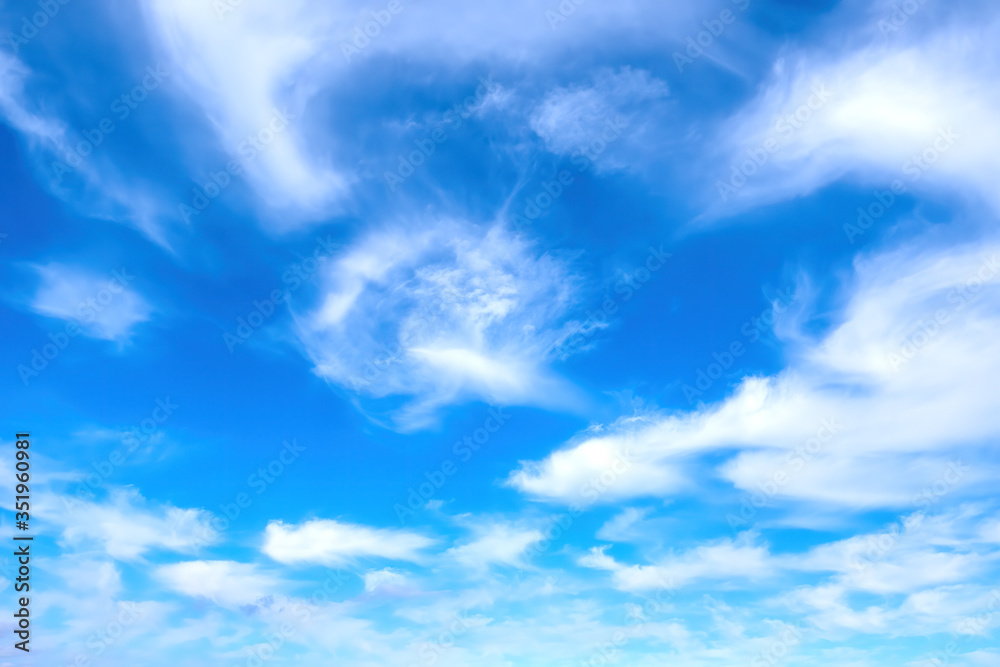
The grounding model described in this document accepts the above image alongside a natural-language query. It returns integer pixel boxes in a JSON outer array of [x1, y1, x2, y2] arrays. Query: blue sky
[[1, 0, 1000, 664]]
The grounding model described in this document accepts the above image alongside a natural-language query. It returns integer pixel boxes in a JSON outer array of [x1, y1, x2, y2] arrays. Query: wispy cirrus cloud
[[30, 263, 152, 341], [530, 67, 669, 171], [0, 51, 174, 243], [142, 0, 351, 227]]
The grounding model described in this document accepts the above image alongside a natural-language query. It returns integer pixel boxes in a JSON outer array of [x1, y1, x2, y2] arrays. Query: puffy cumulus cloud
[[38, 487, 216, 560], [445, 522, 545, 571], [709, 11, 1000, 214], [508, 235, 1000, 509], [506, 413, 685, 505], [362, 568, 408, 592], [156, 560, 282, 608], [30, 263, 152, 341], [262, 519, 434, 565], [296, 221, 584, 429], [530, 67, 669, 170]]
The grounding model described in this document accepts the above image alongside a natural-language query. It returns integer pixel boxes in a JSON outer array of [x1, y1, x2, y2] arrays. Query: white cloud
[[51, 558, 123, 598], [358, 0, 708, 63], [580, 505, 1000, 638], [530, 67, 668, 169], [710, 13, 1000, 213], [362, 568, 407, 592], [297, 221, 583, 429], [137, 0, 713, 227], [156, 560, 280, 607], [39, 488, 216, 560], [0, 51, 63, 144], [446, 523, 545, 570], [596, 507, 654, 542], [142, 0, 349, 226], [789, 508, 1000, 596], [262, 519, 433, 565], [0, 52, 172, 243], [508, 236, 1000, 509], [781, 579, 1000, 638], [30, 264, 152, 341], [579, 532, 774, 591]]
